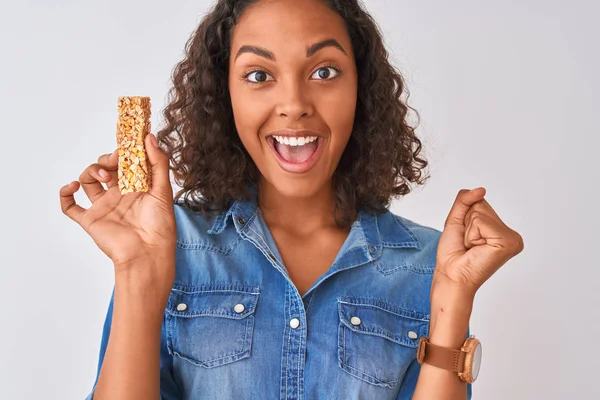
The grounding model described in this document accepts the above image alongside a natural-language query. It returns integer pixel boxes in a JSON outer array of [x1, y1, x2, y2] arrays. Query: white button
[[176, 303, 188, 312], [290, 318, 300, 329], [408, 331, 418, 340], [234, 303, 245, 313], [350, 316, 361, 326]]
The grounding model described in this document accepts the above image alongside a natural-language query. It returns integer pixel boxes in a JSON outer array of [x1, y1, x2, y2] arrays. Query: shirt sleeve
[[395, 325, 473, 400], [84, 287, 181, 400]]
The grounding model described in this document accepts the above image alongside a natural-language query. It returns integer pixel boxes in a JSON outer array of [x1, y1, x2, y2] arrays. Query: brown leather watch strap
[[417, 337, 467, 373]]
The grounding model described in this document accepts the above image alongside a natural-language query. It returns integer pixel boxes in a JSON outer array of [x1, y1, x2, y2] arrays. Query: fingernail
[[149, 134, 158, 148], [99, 169, 108, 178], [470, 187, 481, 194]]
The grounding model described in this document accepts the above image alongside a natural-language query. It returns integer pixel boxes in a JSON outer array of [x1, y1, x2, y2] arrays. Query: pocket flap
[[167, 284, 260, 320], [337, 297, 429, 348]]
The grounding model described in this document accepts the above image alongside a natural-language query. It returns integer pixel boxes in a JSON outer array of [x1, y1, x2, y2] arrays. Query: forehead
[[231, 0, 351, 52]]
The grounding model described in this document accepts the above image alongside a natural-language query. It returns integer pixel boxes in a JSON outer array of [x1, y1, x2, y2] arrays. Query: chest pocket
[[166, 284, 260, 368], [337, 296, 429, 389]]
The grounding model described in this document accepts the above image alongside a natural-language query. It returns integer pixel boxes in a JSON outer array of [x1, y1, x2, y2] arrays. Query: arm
[[411, 187, 524, 399], [86, 260, 179, 400], [412, 281, 474, 399]]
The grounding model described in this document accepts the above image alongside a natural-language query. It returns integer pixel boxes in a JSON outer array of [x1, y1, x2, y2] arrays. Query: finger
[[92, 149, 119, 189], [473, 198, 501, 221], [105, 169, 119, 189], [79, 163, 112, 203], [464, 212, 487, 249], [145, 133, 173, 202], [466, 212, 513, 254], [59, 181, 85, 224], [464, 200, 484, 227], [98, 168, 119, 189], [97, 150, 119, 189], [444, 187, 487, 229], [97, 149, 118, 170]]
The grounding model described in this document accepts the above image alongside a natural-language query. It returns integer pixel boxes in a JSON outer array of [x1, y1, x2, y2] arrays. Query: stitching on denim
[[172, 288, 260, 295], [297, 304, 305, 400], [343, 323, 347, 366], [166, 309, 253, 319], [373, 211, 381, 257], [358, 210, 368, 244], [243, 314, 250, 356], [169, 317, 252, 367], [171, 282, 260, 293], [341, 362, 399, 387], [175, 236, 242, 255], [247, 223, 279, 265], [167, 314, 173, 356], [339, 318, 419, 347], [338, 298, 430, 320], [172, 348, 246, 367], [297, 315, 301, 400], [285, 288, 291, 398], [380, 241, 420, 249], [383, 263, 436, 275], [305, 289, 317, 314]]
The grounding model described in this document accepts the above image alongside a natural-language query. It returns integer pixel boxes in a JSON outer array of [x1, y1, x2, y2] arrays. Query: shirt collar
[[207, 183, 420, 251]]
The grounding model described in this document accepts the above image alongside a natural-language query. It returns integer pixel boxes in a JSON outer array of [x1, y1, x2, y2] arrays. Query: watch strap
[[417, 337, 467, 373]]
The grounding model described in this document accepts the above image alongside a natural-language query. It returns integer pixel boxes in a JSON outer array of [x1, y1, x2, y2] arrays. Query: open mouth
[[266, 135, 324, 173]]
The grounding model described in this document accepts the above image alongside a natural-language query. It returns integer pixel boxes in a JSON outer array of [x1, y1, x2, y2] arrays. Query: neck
[[257, 178, 346, 235]]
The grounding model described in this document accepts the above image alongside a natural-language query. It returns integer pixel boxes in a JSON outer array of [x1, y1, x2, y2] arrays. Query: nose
[[274, 79, 314, 120]]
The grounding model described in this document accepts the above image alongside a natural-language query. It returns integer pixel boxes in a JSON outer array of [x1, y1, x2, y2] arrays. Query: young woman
[[59, 0, 524, 399]]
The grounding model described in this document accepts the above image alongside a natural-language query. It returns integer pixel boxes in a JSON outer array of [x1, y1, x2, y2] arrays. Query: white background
[[1, 0, 598, 398]]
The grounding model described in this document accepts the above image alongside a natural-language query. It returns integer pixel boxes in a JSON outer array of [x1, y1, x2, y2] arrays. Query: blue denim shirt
[[86, 186, 473, 399]]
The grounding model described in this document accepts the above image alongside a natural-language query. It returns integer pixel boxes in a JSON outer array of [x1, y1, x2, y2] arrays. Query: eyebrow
[[234, 38, 347, 62]]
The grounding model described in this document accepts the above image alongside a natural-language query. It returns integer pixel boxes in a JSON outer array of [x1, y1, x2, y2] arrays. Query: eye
[[245, 70, 274, 84], [310, 66, 340, 80]]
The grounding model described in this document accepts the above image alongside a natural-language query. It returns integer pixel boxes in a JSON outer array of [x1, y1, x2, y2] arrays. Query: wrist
[[428, 278, 475, 348], [114, 256, 175, 308]]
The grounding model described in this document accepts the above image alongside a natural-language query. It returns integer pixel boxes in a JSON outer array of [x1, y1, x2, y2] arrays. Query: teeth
[[272, 135, 318, 146]]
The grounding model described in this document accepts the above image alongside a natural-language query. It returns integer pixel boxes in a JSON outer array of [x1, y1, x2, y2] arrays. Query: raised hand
[[59, 134, 176, 279], [434, 188, 525, 296]]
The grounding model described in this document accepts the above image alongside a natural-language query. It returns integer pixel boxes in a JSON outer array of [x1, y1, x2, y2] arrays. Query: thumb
[[444, 187, 486, 228], [145, 133, 172, 201]]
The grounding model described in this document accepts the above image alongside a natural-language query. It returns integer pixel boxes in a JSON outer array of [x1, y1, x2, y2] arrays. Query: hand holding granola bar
[[59, 96, 176, 288]]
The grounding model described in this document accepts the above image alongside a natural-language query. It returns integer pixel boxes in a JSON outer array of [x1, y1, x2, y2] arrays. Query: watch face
[[472, 343, 482, 381]]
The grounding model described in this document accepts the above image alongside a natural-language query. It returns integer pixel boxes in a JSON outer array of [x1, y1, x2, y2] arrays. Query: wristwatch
[[416, 335, 482, 383]]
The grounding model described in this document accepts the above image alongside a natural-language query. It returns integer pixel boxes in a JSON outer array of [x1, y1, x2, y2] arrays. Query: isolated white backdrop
[[0, 0, 598, 399]]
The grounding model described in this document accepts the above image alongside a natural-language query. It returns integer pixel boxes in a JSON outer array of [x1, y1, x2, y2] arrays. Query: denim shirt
[[85, 186, 473, 400]]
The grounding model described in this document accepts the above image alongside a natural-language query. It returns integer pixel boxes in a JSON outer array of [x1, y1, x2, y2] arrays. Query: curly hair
[[156, 0, 430, 229]]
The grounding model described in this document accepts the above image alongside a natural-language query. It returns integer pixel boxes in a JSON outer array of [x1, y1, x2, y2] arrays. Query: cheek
[[229, 86, 271, 148], [318, 83, 357, 148]]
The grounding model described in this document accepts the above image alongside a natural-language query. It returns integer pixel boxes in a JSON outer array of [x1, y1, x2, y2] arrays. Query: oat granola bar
[[116, 96, 152, 194]]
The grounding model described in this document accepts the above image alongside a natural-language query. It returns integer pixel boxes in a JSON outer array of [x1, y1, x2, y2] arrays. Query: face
[[228, 0, 358, 199]]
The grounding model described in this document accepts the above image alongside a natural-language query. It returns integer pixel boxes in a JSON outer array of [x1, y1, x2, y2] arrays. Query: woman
[[59, 0, 524, 399]]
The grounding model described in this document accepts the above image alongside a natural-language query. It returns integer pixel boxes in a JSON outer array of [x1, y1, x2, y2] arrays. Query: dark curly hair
[[156, 0, 430, 229]]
